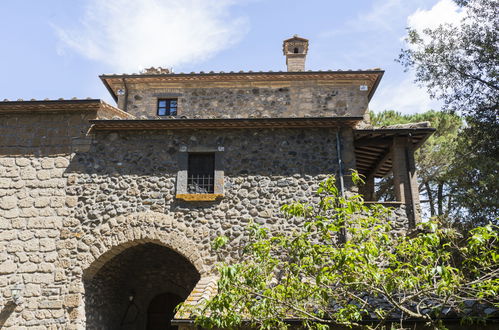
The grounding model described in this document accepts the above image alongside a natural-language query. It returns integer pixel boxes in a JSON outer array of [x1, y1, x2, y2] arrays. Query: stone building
[[0, 36, 434, 329]]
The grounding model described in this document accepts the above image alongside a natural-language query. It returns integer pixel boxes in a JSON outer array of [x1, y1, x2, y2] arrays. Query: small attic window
[[157, 99, 177, 116], [293, 47, 299, 54]]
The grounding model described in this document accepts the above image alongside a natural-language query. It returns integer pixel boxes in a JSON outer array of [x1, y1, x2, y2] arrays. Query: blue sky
[[0, 0, 464, 113]]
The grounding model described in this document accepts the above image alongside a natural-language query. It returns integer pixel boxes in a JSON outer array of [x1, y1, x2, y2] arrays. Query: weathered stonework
[[124, 84, 369, 119], [0, 111, 413, 328], [0, 37, 430, 329]]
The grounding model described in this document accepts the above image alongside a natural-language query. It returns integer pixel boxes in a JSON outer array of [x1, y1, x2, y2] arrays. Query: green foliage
[[398, 0, 499, 225], [183, 175, 499, 329]]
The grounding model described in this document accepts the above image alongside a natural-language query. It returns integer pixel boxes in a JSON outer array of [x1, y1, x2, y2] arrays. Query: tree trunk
[[425, 182, 436, 217], [437, 183, 444, 216], [447, 187, 453, 217]]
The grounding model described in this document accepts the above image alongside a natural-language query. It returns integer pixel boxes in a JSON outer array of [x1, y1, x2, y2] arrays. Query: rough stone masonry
[[0, 36, 427, 329]]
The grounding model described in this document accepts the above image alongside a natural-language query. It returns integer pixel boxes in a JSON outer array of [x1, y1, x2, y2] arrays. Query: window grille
[[187, 153, 215, 193]]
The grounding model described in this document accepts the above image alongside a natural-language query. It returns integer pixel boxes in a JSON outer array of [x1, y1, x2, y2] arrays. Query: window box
[[175, 194, 224, 202]]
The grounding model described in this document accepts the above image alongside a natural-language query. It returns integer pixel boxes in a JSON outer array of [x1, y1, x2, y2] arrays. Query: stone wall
[[0, 112, 411, 328], [123, 83, 368, 119], [0, 113, 91, 328], [0, 154, 71, 329], [67, 127, 342, 265], [0, 112, 95, 155]]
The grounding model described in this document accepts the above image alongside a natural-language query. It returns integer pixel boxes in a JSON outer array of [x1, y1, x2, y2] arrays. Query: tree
[[398, 0, 499, 225], [370, 110, 463, 220], [184, 175, 499, 329]]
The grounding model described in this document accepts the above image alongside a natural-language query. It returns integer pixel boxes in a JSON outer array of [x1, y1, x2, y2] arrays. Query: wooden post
[[362, 175, 375, 201], [391, 136, 421, 227]]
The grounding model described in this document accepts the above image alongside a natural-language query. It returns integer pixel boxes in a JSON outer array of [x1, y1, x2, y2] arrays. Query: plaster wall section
[[123, 82, 369, 119]]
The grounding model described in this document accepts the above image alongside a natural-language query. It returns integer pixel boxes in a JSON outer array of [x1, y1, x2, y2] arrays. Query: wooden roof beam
[[365, 149, 392, 181]]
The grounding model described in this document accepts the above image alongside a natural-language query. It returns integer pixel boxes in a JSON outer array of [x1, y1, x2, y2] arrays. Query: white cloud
[[407, 0, 465, 32], [321, 0, 404, 37], [369, 0, 466, 115], [54, 0, 249, 72], [370, 74, 442, 114]]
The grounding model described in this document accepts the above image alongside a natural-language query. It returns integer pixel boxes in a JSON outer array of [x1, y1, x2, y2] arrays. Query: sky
[[0, 0, 465, 114]]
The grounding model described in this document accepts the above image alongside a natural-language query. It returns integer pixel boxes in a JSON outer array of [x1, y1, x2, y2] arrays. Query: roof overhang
[[89, 116, 363, 131], [100, 70, 384, 102], [0, 99, 133, 119], [354, 128, 435, 178]]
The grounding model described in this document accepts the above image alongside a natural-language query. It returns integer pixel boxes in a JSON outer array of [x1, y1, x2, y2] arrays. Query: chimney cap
[[283, 35, 309, 43], [283, 35, 309, 72], [282, 35, 309, 55]]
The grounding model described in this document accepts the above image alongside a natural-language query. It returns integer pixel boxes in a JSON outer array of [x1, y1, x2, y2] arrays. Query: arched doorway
[[147, 293, 184, 329], [84, 243, 200, 329]]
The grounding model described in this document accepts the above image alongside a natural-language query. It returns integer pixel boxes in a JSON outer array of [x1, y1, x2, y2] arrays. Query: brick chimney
[[283, 35, 309, 72]]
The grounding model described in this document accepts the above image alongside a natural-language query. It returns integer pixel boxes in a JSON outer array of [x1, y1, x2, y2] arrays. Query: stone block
[[20, 207, 38, 217], [1, 230, 17, 241], [16, 157, 31, 167], [0, 259, 17, 274], [36, 170, 51, 181], [63, 294, 81, 308], [41, 158, 55, 169], [0, 196, 17, 209], [0, 218, 11, 229], [34, 197, 50, 208], [18, 231, 34, 241], [38, 300, 63, 309], [23, 238, 40, 252], [39, 238, 56, 252], [3, 208, 20, 219], [0, 158, 15, 167], [49, 197, 65, 208], [18, 262, 37, 273], [65, 196, 78, 208], [23, 273, 54, 284], [18, 197, 34, 208], [38, 262, 55, 273], [20, 168, 36, 180], [54, 157, 69, 168], [0, 178, 11, 188]]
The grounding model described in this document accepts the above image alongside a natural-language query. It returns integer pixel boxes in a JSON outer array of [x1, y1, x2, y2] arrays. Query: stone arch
[[81, 211, 208, 280]]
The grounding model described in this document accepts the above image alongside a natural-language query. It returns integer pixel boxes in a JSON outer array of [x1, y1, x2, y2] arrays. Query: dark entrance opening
[[147, 293, 184, 330], [84, 243, 200, 329]]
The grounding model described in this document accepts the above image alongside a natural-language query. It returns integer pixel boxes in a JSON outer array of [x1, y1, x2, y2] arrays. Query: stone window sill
[[175, 194, 224, 202]]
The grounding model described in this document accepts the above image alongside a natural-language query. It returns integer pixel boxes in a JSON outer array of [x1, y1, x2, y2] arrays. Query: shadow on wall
[[65, 129, 338, 177], [0, 301, 16, 328], [0, 113, 93, 157]]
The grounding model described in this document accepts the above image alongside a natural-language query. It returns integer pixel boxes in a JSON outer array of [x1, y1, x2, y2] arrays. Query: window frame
[[187, 153, 215, 194], [176, 146, 224, 201], [157, 98, 178, 117]]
